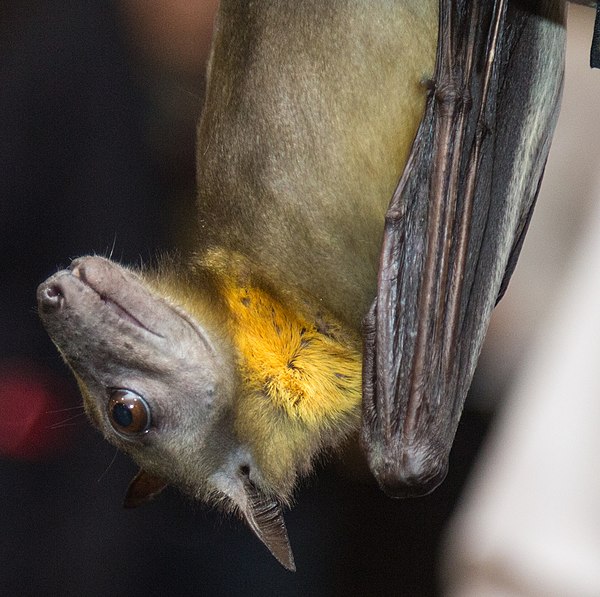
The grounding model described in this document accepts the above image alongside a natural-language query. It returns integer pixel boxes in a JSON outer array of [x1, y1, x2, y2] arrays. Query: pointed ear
[[238, 470, 296, 571], [123, 468, 168, 508], [210, 464, 296, 570]]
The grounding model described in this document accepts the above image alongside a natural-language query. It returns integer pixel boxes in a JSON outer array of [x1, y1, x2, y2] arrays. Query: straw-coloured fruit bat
[[37, 0, 596, 571]]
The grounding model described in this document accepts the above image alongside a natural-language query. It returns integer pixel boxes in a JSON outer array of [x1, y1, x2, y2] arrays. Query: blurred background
[[0, 2, 598, 595]]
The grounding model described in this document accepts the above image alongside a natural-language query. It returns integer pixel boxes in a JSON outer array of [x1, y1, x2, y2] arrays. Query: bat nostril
[[37, 283, 64, 312], [70, 262, 83, 280], [69, 256, 105, 286], [69, 255, 95, 281], [46, 285, 62, 298]]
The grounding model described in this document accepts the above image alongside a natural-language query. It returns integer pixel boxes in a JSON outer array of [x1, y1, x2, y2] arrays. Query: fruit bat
[[37, 0, 594, 571]]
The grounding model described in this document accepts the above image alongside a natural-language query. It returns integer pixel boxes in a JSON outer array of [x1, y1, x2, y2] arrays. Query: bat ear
[[232, 467, 296, 571], [123, 468, 168, 508]]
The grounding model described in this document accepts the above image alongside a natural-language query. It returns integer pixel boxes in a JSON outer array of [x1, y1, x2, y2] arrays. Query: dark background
[[0, 2, 492, 595]]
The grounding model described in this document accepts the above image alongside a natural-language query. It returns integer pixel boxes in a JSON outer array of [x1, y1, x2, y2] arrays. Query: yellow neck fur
[[202, 249, 363, 494], [223, 283, 361, 427]]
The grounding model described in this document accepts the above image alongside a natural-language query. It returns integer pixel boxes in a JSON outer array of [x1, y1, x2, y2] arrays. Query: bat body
[[196, 1, 438, 331], [38, 0, 572, 571]]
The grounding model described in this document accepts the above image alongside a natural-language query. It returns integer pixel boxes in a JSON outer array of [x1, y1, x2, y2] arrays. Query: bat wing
[[362, 0, 566, 497]]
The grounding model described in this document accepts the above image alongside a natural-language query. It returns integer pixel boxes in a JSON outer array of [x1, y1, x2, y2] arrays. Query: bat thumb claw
[[369, 448, 449, 499]]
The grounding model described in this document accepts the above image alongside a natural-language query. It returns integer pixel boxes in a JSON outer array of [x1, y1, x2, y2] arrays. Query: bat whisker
[[97, 447, 119, 483], [48, 422, 82, 429], [48, 411, 87, 429], [46, 404, 85, 414], [108, 233, 118, 261]]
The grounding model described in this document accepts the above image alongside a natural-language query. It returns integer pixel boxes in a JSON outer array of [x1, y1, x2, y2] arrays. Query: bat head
[[37, 255, 295, 570]]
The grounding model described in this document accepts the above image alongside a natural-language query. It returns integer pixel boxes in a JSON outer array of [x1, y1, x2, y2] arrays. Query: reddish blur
[[0, 361, 78, 460]]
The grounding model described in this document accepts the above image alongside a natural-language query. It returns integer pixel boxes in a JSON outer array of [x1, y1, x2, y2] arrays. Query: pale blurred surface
[[443, 5, 600, 596]]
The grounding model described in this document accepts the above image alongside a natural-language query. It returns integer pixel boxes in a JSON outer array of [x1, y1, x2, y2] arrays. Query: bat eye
[[107, 389, 151, 437]]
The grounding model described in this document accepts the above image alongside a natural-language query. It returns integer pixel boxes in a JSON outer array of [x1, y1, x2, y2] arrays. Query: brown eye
[[107, 389, 151, 436]]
